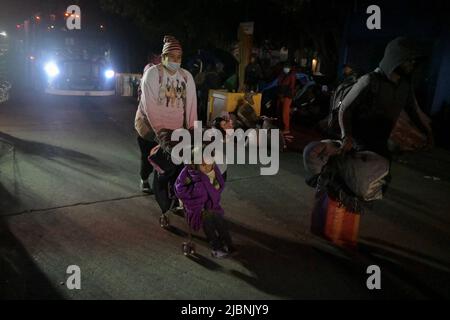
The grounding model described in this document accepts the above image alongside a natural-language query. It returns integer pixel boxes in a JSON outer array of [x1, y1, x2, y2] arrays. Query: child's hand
[[189, 170, 203, 183]]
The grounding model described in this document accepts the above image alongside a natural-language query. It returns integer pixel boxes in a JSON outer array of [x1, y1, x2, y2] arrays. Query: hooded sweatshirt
[[339, 37, 428, 157]]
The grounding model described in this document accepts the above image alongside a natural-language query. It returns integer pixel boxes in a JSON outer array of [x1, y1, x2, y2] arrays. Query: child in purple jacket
[[175, 154, 234, 258]]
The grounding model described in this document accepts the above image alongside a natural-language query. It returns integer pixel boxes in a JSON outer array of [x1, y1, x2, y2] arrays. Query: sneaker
[[211, 249, 229, 259], [140, 180, 153, 194]]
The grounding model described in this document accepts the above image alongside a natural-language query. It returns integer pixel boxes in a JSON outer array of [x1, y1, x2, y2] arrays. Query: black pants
[[137, 136, 158, 181], [202, 211, 233, 251]]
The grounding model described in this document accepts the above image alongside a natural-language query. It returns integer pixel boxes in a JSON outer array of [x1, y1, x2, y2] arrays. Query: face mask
[[165, 61, 181, 72], [283, 68, 290, 74]]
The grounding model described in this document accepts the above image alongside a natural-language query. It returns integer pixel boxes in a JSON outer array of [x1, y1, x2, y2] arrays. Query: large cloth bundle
[[335, 151, 389, 202], [305, 140, 389, 248], [303, 140, 342, 187], [303, 140, 390, 202]]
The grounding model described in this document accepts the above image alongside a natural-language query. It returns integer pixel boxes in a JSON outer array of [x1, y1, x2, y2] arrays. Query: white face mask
[[166, 61, 181, 72], [164, 57, 181, 72], [283, 68, 291, 74]]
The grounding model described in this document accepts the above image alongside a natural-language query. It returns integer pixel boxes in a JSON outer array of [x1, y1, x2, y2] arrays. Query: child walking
[[174, 148, 234, 258]]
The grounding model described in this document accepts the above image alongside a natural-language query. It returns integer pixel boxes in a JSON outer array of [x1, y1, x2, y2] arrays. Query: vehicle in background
[[15, 12, 116, 96], [39, 30, 115, 96]]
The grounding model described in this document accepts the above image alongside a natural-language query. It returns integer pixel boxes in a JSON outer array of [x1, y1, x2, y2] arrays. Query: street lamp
[[0, 31, 7, 37]]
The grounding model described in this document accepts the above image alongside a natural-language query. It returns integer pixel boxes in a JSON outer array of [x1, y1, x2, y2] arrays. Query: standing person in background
[[196, 63, 221, 123], [135, 35, 198, 193], [244, 54, 263, 92], [277, 61, 296, 143]]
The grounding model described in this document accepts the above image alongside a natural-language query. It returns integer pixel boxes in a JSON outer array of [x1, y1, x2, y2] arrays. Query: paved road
[[1, 91, 449, 299]]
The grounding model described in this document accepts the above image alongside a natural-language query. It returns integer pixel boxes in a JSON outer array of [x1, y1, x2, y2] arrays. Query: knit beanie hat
[[162, 35, 183, 55]]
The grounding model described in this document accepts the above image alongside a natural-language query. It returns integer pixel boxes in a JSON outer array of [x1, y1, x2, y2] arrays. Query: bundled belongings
[[309, 156, 364, 248], [334, 151, 390, 202], [304, 140, 390, 247], [303, 140, 390, 203], [233, 96, 259, 130], [303, 140, 342, 187], [231, 95, 285, 152], [311, 191, 361, 248]]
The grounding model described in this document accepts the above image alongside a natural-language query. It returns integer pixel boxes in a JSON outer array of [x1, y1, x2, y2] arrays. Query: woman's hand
[[341, 135, 354, 153]]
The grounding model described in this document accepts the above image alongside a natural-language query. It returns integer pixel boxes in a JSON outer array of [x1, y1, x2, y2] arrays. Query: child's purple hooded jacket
[[174, 165, 225, 231]]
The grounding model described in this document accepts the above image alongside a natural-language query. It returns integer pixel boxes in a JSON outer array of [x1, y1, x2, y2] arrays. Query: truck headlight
[[104, 69, 115, 79], [44, 62, 60, 77]]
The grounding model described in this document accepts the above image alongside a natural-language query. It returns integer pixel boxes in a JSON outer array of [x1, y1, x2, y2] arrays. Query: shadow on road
[[225, 220, 370, 299], [0, 216, 62, 299], [0, 131, 109, 172], [382, 187, 450, 229], [220, 219, 449, 299], [187, 254, 223, 271], [0, 183, 19, 215], [358, 237, 450, 299], [394, 149, 450, 182]]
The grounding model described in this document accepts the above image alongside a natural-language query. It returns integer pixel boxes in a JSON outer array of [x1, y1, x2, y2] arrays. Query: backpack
[[327, 72, 381, 137]]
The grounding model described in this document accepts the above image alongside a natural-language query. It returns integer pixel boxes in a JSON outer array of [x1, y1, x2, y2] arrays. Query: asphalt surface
[[1, 91, 450, 299]]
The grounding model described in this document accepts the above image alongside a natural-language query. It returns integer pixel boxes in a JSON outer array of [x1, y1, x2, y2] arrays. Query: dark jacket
[[339, 37, 428, 157], [245, 62, 263, 86]]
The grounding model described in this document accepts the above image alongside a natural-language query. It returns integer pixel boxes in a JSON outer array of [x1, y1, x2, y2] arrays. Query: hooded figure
[[339, 37, 433, 158]]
